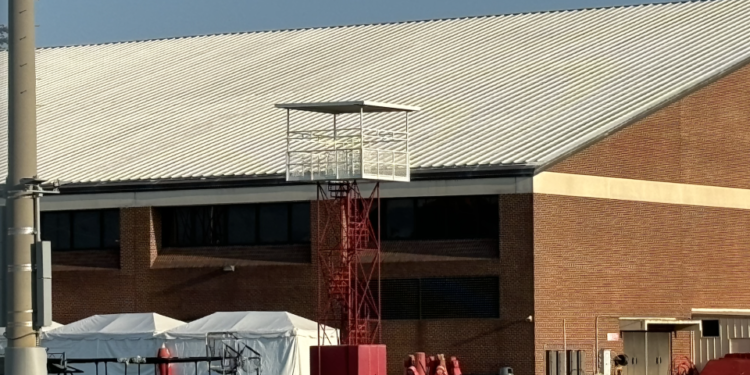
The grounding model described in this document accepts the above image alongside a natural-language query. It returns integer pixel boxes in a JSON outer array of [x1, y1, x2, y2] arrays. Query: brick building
[[2, 1, 750, 374]]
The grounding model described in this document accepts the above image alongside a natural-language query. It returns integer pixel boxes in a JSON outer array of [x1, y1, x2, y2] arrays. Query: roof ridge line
[[37, 0, 725, 50]]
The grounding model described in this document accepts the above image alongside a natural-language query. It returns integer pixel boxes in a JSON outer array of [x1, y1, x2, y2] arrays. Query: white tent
[[0, 322, 64, 355], [41, 313, 185, 375], [159, 311, 339, 375]]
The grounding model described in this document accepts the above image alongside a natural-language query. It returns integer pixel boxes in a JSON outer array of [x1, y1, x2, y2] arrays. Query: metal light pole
[[5, 0, 48, 372]]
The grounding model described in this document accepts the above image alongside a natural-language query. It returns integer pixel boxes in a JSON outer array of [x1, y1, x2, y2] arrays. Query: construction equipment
[[206, 333, 262, 375]]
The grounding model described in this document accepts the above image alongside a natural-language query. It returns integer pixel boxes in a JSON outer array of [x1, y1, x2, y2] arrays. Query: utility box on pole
[[0, 206, 6, 328], [34, 241, 52, 329]]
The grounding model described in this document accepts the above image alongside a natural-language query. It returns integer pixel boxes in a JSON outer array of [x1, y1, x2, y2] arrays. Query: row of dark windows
[[374, 196, 498, 241], [161, 202, 311, 247], [378, 277, 500, 320], [41, 210, 120, 251], [37, 195, 499, 251]]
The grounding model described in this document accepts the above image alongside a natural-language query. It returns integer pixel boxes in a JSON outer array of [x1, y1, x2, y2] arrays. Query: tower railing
[[277, 100, 418, 347]]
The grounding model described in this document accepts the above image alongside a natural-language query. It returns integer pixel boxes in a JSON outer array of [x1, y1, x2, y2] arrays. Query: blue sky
[[5, 0, 667, 47]]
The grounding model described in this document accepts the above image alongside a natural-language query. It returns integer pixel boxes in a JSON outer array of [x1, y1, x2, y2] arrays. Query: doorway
[[622, 332, 670, 375]]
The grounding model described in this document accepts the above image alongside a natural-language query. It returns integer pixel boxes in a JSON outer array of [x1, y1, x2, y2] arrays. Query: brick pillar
[[120, 207, 160, 313], [672, 331, 693, 370], [499, 194, 536, 375]]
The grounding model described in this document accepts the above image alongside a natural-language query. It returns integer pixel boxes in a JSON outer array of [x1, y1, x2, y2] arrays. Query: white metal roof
[[1, 0, 749, 184]]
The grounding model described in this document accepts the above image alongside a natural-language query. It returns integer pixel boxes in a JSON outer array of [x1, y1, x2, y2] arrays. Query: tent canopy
[[43, 313, 185, 340], [161, 311, 336, 340]]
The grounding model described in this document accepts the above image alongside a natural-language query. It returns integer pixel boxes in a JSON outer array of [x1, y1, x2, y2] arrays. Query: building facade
[[3, 1, 750, 375], [44, 61, 750, 375]]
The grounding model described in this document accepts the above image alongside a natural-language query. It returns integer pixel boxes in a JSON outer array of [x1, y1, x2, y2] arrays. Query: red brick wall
[[51, 195, 533, 375], [52, 250, 119, 271], [533, 61, 750, 375], [381, 194, 535, 375], [550, 63, 750, 189], [533, 196, 750, 374], [672, 331, 693, 369], [382, 239, 498, 261]]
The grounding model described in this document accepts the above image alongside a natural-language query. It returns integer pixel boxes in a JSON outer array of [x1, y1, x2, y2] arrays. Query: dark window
[[164, 206, 226, 246], [42, 212, 71, 251], [385, 199, 415, 239], [72, 211, 100, 249], [420, 277, 500, 319], [227, 205, 256, 245], [381, 279, 420, 320], [377, 196, 498, 240], [162, 202, 311, 247], [259, 204, 289, 243], [702, 320, 721, 337], [102, 210, 120, 249], [379, 276, 499, 320], [41, 209, 119, 251], [175, 207, 197, 246], [291, 203, 311, 243]]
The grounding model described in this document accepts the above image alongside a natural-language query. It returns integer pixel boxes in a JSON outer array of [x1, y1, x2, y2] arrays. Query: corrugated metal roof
[[1, 0, 749, 184]]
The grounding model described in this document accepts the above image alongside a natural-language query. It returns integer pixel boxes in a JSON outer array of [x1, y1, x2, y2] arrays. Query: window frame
[[379, 276, 500, 320], [379, 195, 499, 241], [161, 202, 311, 248], [41, 209, 120, 251]]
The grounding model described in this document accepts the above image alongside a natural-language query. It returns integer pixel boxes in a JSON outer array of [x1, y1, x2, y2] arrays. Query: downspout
[[563, 319, 567, 375]]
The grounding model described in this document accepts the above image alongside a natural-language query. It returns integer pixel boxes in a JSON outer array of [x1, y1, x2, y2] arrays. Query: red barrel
[[415, 353, 426, 375], [158, 343, 172, 375]]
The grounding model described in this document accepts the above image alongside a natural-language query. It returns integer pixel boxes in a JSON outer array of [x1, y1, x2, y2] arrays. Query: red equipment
[[427, 356, 441, 375], [700, 354, 750, 375], [415, 352, 427, 375], [448, 356, 462, 375], [406, 353, 462, 375], [315, 181, 382, 346], [310, 345, 386, 375], [157, 344, 172, 375], [405, 355, 417, 375], [671, 356, 698, 375]]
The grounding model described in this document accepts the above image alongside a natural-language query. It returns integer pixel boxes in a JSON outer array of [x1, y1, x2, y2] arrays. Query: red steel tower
[[315, 180, 381, 345], [278, 101, 418, 375]]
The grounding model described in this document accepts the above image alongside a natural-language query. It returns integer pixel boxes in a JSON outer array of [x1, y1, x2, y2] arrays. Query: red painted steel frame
[[316, 181, 381, 346]]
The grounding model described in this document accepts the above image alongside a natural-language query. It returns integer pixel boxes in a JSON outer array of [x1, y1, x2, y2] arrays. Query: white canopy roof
[[42, 313, 185, 340], [161, 311, 336, 339]]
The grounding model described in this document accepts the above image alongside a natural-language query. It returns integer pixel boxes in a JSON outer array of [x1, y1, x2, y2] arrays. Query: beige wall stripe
[[533, 172, 750, 210]]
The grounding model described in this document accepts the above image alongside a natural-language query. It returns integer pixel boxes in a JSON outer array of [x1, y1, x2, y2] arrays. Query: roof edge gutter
[[23, 165, 536, 195]]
